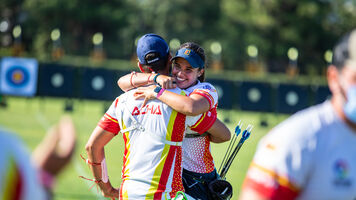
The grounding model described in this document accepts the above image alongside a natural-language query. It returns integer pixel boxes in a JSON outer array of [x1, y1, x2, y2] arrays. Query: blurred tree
[[21, 0, 138, 59], [1, 0, 355, 74], [219, 0, 356, 73], [128, 0, 222, 67]]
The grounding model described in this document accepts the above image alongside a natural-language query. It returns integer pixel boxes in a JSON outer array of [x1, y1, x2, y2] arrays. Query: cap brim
[[171, 54, 203, 69], [171, 56, 200, 69]]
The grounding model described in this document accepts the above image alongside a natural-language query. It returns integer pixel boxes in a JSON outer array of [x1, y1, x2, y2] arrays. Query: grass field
[[0, 96, 289, 200]]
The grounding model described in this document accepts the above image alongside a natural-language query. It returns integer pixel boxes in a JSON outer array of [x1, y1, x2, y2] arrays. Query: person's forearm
[[118, 72, 155, 92], [85, 146, 117, 196], [209, 134, 228, 143], [85, 128, 118, 197], [207, 118, 231, 143], [158, 90, 209, 115], [85, 142, 105, 180], [85, 127, 115, 181]]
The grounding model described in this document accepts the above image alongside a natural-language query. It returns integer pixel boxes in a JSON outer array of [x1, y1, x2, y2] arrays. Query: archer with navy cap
[[118, 33, 177, 91], [133, 42, 232, 200], [136, 33, 171, 74], [240, 29, 356, 200]]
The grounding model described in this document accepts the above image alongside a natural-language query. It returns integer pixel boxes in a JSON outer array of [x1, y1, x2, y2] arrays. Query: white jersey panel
[[253, 101, 356, 200]]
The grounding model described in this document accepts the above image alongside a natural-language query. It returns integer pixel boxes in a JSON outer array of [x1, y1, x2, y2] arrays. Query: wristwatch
[[153, 86, 162, 98]]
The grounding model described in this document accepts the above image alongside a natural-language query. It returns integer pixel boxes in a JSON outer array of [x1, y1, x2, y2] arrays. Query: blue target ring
[[5, 66, 29, 88]]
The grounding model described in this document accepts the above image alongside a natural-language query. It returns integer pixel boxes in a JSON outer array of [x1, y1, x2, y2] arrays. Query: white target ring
[[91, 76, 105, 91], [248, 88, 261, 103], [286, 91, 299, 106], [51, 73, 64, 88]]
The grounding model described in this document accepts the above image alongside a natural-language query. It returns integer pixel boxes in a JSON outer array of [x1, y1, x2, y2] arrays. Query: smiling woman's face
[[171, 58, 203, 89]]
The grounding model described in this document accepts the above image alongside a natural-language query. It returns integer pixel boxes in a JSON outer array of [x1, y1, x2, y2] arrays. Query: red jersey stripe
[[190, 109, 217, 134], [98, 114, 120, 135], [171, 112, 186, 141], [170, 147, 184, 198], [14, 167, 23, 200], [242, 175, 299, 200], [121, 129, 131, 180], [190, 90, 215, 109], [242, 162, 301, 200], [153, 146, 177, 200], [154, 112, 186, 199]]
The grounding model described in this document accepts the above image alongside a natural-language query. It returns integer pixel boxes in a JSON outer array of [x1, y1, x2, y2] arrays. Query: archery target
[[0, 57, 38, 96], [286, 91, 299, 106], [247, 87, 261, 103], [37, 64, 76, 97], [276, 84, 309, 113], [6, 66, 29, 87], [91, 76, 105, 91], [240, 82, 272, 112], [51, 73, 64, 88], [80, 68, 116, 100]]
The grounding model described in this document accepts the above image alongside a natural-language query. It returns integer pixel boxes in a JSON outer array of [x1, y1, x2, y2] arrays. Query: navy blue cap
[[171, 48, 205, 69], [136, 34, 169, 65]]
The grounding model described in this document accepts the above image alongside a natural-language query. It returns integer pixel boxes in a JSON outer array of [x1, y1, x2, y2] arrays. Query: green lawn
[[0, 97, 289, 199]]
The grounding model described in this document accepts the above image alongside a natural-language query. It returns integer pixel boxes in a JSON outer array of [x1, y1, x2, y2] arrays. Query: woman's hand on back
[[134, 85, 158, 108]]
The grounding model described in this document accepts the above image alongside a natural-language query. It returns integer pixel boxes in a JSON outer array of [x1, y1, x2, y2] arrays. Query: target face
[[0, 57, 38, 96], [276, 84, 309, 113], [51, 73, 64, 88], [6, 66, 29, 87], [80, 68, 117, 100], [37, 64, 75, 97], [240, 82, 272, 112], [247, 87, 261, 103]]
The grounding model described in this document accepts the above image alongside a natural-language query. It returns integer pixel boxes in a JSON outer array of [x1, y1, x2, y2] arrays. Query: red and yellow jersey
[[97, 87, 216, 200], [243, 101, 356, 200], [182, 81, 219, 173]]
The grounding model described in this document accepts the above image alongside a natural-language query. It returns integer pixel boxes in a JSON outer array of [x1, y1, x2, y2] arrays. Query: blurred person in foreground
[[32, 115, 76, 198], [239, 29, 356, 200], [0, 129, 46, 200], [85, 34, 229, 199], [0, 115, 76, 200]]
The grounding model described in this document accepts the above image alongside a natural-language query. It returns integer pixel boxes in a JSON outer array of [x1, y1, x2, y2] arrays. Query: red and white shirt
[[97, 87, 216, 200], [243, 101, 356, 200], [182, 81, 219, 173]]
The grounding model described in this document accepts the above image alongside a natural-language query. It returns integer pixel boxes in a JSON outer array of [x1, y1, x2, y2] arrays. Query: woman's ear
[[198, 69, 205, 77]]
